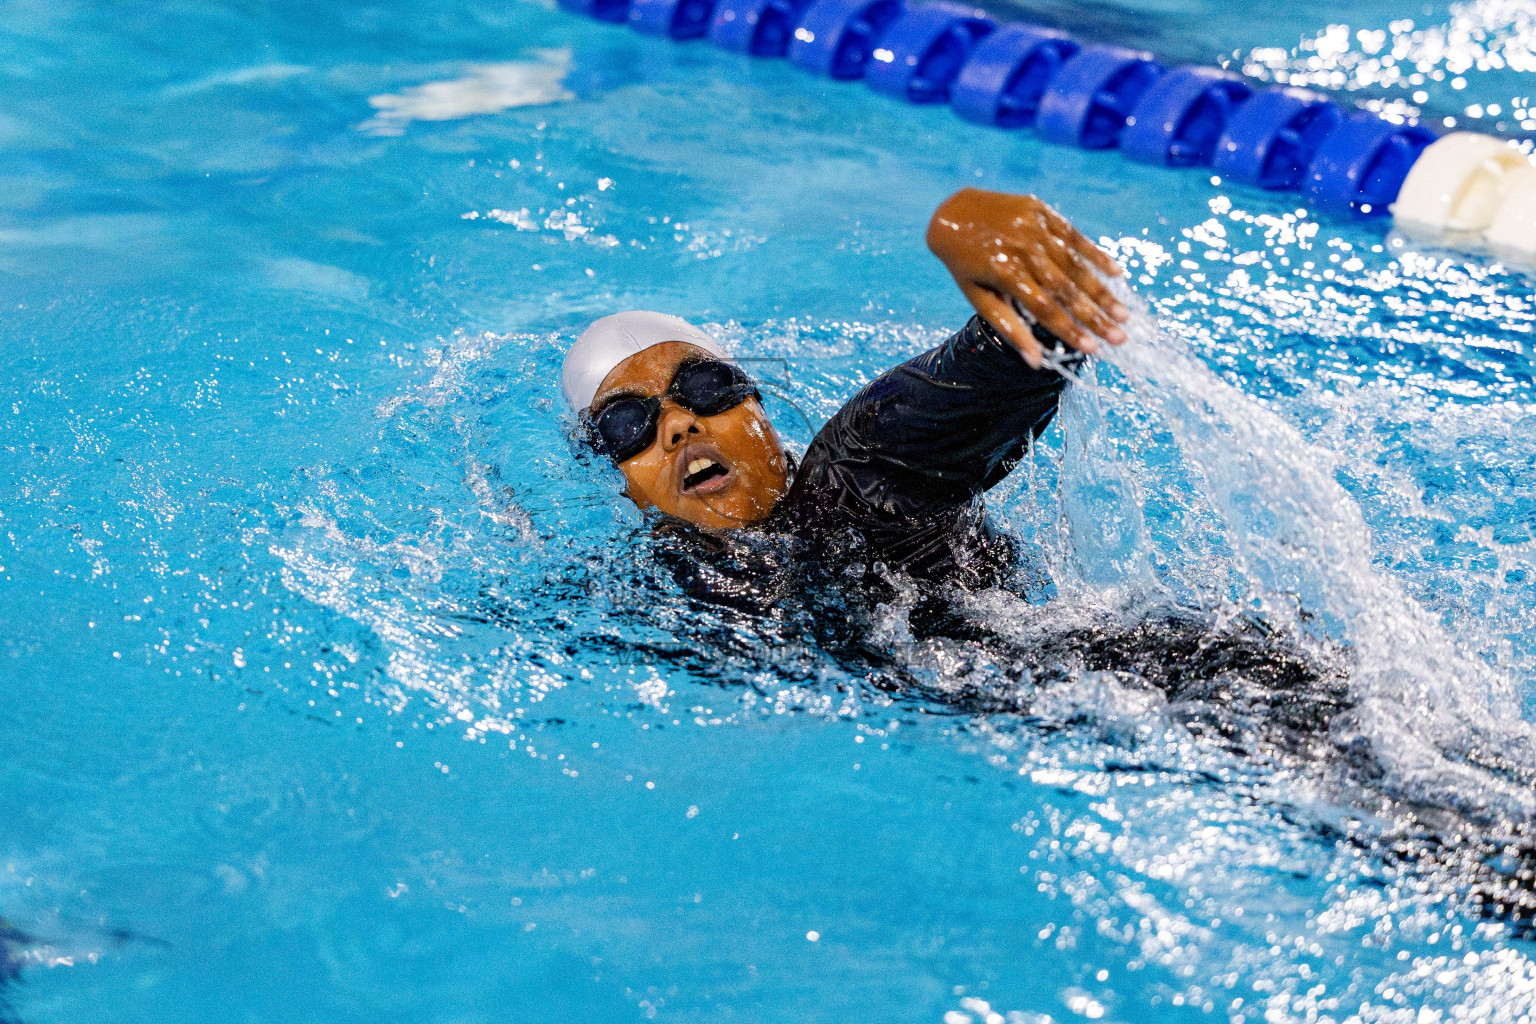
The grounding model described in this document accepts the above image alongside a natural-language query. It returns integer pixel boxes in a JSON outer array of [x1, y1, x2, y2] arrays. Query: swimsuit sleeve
[[779, 314, 1078, 527]]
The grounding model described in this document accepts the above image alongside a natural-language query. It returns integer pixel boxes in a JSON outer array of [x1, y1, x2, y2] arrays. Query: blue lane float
[[1036, 45, 1163, 149], [1121, 65, 1251, 167], [1213, 86, 1342, 190], [788, 0, 905, 78], [560, 0, 633, 22], [1303, 113, 1436, 216], [709, 0, 816, 54], [863, 2, 994, 103], [562, 0, 1445, 222], [950, 24, 1078, 128], [629, 0, 717, 37]]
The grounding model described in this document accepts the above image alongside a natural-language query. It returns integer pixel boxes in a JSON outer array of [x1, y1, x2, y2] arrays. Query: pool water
[[2, 1, 1535, 1021]]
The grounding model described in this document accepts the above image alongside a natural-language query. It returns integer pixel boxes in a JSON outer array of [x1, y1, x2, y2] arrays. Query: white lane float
[[1482, 164, 1536, 258], [1393, 132, 1529, 231], [1393, 131, 1536, 259]]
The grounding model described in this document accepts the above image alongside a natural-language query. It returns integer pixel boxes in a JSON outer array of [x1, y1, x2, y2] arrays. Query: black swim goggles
[[583, 358, 760, 464]]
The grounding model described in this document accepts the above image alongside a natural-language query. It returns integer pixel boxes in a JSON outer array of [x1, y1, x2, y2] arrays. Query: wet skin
[[927, 188, 1129, 366], [594, 189, 1131, 529], [592, 341, 789, 532]]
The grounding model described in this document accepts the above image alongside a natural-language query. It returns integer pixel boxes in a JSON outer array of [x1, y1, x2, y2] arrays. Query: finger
[[1025, 241, 1128, 338], [1052, 245, 1129, 330], [1058, 284, 1123, 346], [1037, 201, 1121, 274], [1069, 229, 1126, 282], [988, 258, 1076, 343], [1011, 256, 1097, 351], [1044, 251, 1127, 344], [1039, 203, 1125, 280], [961, 281, 1042, 368]]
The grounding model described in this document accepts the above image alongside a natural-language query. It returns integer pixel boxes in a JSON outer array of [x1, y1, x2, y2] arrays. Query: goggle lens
[[672, 359, 755, 416], [589, 395, 659, 464]]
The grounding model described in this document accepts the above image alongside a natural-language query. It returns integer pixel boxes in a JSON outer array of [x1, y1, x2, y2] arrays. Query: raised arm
[[792, 315, 1076, 521], [782, 191, 1128, 529]]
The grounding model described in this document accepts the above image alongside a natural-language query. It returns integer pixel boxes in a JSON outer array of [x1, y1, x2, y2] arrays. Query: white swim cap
[[561, 310, 730, 413]]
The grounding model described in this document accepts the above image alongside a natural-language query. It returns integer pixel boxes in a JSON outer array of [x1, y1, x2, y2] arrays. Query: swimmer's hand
[[927, 188, 1129, 367]]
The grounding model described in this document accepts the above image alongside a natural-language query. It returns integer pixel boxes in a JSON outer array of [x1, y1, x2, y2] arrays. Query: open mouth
[[683, 458, 729, 490], [679, 445, 733, 495]]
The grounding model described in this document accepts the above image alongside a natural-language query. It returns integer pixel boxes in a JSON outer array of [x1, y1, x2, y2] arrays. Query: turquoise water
[[2, 1, 1536, 1021]]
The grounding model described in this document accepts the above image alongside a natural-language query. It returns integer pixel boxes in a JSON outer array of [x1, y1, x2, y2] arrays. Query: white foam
[[358, 51, 575, 136]]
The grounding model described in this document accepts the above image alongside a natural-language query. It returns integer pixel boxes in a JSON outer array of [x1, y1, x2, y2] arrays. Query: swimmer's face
[[590, 341, 789, 532]]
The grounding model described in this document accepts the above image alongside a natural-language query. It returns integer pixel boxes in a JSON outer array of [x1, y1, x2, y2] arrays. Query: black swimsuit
[[762, 314, 1075, 587], [639, 317, 1347, 754]]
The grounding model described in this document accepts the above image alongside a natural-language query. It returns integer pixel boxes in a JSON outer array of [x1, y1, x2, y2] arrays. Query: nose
[[657, 400, 702, 452]]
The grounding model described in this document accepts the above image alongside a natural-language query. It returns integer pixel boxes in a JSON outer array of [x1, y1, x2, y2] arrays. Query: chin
[[674, 490, 767, 530], [687, 503, 759, 531]]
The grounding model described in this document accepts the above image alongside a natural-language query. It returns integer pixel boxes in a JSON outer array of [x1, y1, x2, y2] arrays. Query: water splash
[[1041, 282, 1536, 827]]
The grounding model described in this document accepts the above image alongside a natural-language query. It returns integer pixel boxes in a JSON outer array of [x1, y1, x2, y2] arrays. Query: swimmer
[[559, 193, 1536, 935], [562, 189, 1129, 584]]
